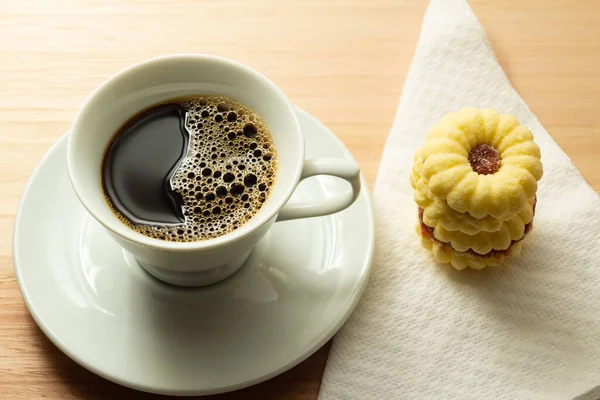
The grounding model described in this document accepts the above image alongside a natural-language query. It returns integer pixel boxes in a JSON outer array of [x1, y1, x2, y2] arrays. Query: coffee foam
[[120, 95, 277, 241]]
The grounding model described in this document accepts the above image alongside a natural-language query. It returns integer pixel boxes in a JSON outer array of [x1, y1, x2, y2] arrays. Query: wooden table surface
[[1, 0, 599, 399]]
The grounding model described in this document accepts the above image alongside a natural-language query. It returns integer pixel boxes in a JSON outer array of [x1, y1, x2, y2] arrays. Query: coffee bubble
[[120, 95, 278, 242]]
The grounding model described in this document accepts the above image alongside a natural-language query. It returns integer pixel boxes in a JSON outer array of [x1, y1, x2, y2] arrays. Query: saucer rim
[[13, 106, 375, 396]]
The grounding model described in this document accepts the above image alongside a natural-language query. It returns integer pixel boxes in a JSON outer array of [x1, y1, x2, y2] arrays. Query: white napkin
[[318, 0, 600, 399]]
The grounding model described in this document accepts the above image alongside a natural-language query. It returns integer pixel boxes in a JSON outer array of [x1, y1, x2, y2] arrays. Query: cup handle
[[276, 158, 361, 222]]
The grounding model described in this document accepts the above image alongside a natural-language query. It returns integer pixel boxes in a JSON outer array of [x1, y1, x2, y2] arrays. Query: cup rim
[[67, 53, 304, 252]]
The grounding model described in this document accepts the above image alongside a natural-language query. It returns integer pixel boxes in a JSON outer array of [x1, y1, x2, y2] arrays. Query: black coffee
[[102, 95, 277, 242]]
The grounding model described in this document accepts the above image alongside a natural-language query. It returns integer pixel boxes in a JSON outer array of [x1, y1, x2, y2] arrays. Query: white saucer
[[14, 107, 374, 396]]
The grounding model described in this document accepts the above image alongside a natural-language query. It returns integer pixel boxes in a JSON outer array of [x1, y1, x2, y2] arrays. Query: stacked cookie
[[410, 108, 543, 270]]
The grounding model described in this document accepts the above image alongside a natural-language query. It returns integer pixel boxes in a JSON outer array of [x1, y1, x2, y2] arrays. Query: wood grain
[[1, 0, 599, 399]]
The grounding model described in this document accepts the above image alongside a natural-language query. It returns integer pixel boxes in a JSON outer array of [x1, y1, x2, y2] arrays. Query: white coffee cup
[[67, 54, 361, 287]]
